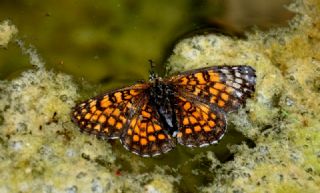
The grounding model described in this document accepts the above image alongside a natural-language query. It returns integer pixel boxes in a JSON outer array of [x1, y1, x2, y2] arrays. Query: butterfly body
[[148, 78, 178, 136], [72, 65, 256, 157]]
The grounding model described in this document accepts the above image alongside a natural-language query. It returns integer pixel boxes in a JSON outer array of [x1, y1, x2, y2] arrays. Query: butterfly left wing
[[71, 83, 148, 139], [120, 99, 176, 157], [173, 95, 226, 147]]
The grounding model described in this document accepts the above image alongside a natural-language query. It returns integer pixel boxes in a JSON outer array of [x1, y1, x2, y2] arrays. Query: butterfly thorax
[[148, 78, 178, 136]]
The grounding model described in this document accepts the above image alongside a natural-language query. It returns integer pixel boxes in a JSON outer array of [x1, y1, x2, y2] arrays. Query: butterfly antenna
[[148, 59, 157, 80]]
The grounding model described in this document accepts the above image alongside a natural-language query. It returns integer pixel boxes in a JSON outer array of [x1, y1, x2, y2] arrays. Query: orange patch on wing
[[134, 125, 140, 134], [89, 100, 97, 107], [209, 72, 220, 82], [193, 87, 201, 95], [209, 87, 219, 95], [179, 77, 189, 85], [119, 115, 126, 123], [130, 118, 137, 127], [180, 77, 189, 85], [94, 124, 101, 131], [95, 110, 102, 116], [112, 108, 121, 117], [108, 117, 116, 126], [183, 102, 191, 110], [203, 126, 212, 132], [214, 83, 226, 90], [194, 73, 206, 84], [124, 94, 132, 100], [221, 93, 229, 101], [208, 121, 216, 127], [90, 115, 98, 121], [189, 116, 197, 124], [154, 124, 161, 131], [210, 96, 217, 103], [158, 134, 166, 140], [210, 113, 217, 119], [114, 92, 122, 103], [100, 98, 112, 108], [90, 106, 97, 113], [133, 135, 139, 142], [130, 90, 140, 96], [201, 112, 209, 120], [142, 111, 151, 118], [140, 131, 147, 137], [192, 111, 201, 118], [115, 122, 122, 129], [199, 120, 206, 125], [98, 115, 106, 123], [140, 138, 148, 146], [147, 125, 154, 133], [104, 108, 113, 115], [194, 125, 201, 132], [148, 135, 156, 142], [183, 118, 189, 125], [218, 100, 225, 107], [189, 80, 197, 85], [84, 113, 91, 120], [185, 128, 192, 134], [140, 122, 147, 129]]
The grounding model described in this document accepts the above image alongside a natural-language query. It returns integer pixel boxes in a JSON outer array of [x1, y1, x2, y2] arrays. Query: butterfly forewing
[[72, 84, 149, 139], [170, 65, 256, 112]]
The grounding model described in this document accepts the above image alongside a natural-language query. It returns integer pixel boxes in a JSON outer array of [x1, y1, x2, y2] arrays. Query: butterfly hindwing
[[174, 96, 226, 147], [171, 65, 256, 112], [72, 84, 148, 139], [120, 100, 176, 157]]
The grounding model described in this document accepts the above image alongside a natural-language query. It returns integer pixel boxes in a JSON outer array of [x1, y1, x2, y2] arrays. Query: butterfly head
[[148, 59, 159, 81]]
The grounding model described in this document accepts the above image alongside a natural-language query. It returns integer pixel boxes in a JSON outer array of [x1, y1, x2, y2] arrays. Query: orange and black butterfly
[[71, 65, 256, 157]]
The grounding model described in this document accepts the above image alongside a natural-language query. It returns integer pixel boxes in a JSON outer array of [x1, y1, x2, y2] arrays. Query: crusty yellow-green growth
[[1, 0, 320, 192], [0, 20, 17, 48]]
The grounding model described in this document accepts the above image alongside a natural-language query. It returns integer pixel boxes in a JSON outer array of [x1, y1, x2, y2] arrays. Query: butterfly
[[71, 65, 256, 157]]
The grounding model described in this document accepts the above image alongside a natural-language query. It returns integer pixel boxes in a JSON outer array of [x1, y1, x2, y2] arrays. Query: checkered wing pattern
[[72, 84, 149, 139], [174, 96, 226, 147], [169, 65, 256, 147], [171, 65, 256, 112], [72, 65, 256, 157], [120, 100, 176, 157]]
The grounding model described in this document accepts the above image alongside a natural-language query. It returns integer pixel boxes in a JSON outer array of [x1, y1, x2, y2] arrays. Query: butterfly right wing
[[71, 83, 149, 139], [170, 65, 256, 112], [174, 95, 226, 147]]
